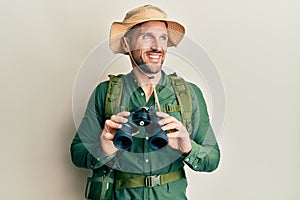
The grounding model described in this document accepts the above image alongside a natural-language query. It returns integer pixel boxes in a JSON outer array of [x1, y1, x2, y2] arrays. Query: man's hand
[[100, 111, 130, 156], [156, 112, 192, 154]]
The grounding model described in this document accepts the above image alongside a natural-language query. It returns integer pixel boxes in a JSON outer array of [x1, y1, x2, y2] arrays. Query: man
[[71, 4, 220, 199]]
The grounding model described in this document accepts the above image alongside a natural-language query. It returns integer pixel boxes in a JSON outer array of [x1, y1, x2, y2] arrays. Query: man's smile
[[145, 52, 162, 63]]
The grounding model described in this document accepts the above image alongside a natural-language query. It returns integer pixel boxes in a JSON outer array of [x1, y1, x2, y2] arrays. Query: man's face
[[126, 21, 168, 74]]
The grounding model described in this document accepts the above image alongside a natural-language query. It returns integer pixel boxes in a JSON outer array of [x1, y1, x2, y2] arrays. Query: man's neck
[[132, 67, 161, 87], [132, 67, 161, 102]]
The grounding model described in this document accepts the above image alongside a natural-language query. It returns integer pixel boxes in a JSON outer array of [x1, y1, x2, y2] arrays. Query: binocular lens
[[149, 130, 168, 151], [113, 124, 133, 150], [113, 134, 132, 150]]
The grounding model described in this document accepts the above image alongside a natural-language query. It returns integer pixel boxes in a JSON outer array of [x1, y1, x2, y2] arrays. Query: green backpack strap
[[88, 75, 124, 200], [168, 74, 193, 134], [104, 74, 124, 120]]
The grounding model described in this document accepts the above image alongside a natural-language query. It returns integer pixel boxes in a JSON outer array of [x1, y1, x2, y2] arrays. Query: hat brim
[[110, 18, 185, 54]]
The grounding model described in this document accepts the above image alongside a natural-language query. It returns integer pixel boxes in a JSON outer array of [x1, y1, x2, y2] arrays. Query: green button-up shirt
[[71, 71, 220, 199]]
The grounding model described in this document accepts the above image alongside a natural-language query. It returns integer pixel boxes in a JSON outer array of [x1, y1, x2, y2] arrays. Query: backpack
[[85, 73, 193, 200]]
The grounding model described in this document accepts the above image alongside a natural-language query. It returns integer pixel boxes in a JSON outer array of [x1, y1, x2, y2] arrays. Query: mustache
[[146, 49, 163, 53], [130, 47, 165, 54]]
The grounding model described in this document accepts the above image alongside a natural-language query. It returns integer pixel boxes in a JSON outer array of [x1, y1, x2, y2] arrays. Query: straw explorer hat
[[110, 4, 185, 54]]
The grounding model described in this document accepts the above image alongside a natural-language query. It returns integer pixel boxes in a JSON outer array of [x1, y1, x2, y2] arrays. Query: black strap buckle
[[145, 175, 161, 187]]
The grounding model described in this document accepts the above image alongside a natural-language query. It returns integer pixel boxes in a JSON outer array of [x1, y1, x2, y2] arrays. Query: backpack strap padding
[[159, 104, 181, 112], [169, 75, 193, 134], [104, 74, 124, 119]]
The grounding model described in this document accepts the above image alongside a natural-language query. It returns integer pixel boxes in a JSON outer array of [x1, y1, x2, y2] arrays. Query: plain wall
[[1, 0, 299, 199]]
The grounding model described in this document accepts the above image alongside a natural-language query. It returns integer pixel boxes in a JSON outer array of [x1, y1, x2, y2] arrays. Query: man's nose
[[150, 37, 163, 51]]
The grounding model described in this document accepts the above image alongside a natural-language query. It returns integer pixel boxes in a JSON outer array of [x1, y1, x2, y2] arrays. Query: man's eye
[[143, 34, 152, 39], [160, 36, 168, 41]]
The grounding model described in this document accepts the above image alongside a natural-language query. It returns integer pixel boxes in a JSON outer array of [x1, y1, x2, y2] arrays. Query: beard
[[131, 50, 165, 74], [138, 63, 162, 74]]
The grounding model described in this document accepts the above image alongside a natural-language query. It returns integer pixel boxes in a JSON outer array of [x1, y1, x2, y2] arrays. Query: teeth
[[149, 55, 159, 59]]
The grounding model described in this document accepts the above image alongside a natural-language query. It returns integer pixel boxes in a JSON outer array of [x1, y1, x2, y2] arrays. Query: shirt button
[[145, 159, 149, 163], [145, 137, 149, 140], [141, 92, 144, 96], [184, 158, 190, 162]]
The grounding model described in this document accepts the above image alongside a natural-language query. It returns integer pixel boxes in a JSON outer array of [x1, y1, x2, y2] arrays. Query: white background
[[1, 0, 299, 199]]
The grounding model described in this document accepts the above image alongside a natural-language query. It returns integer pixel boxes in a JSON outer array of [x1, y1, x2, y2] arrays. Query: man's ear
[[121, 37, 130, 53]]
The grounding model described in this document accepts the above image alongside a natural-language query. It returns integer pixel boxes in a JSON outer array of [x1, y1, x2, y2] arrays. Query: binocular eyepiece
[[113, 108, 168, 151]]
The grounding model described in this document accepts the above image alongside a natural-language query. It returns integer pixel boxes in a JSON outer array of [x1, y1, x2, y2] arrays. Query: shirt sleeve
[[70, 81, 116, 170], [183, 83, 221, 172]]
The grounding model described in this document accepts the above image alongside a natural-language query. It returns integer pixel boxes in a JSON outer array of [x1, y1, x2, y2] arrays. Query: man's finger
[[105, 119, 122, 129], [161, 122, 180, 131], [102, 131, 115, 140], [111, 115, 128, 124], [167, 131, 180, 138], [158, 116, 177, 126], [116, 111, 130, 117], [155, 111, 169, 118]]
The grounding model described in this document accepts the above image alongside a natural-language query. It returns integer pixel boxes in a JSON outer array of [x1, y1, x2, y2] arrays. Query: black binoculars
[[113, 107, 168, 151]]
